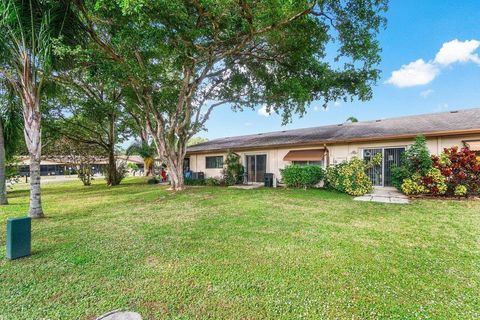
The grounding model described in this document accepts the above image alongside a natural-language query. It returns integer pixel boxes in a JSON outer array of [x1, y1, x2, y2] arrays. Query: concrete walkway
[[354, 187, 410, 204]]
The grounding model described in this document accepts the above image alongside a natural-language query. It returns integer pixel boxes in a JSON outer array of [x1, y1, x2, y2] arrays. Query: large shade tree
[[50, 64, 129, 186], [0, 0, 81, 217], [76, 0, 387, 190]]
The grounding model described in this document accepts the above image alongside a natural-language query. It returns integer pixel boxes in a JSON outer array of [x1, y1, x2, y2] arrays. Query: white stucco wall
[[188, 134, 480, 181]]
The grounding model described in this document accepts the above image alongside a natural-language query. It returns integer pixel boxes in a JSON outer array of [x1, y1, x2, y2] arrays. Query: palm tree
[[346, 116, 359, 123], [0, 0, 80, 217], [127, 141, 156, 177]]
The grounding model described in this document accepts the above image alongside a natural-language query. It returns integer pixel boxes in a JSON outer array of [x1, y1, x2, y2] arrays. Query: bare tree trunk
[[107, 148, 117, 186], [0, 120, 8, 205], [166, 156, 185, 191], [24, 101, 44, 218]]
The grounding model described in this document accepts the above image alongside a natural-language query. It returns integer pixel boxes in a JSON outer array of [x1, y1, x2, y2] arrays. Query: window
[[292, 160, 324, 167], [206, 156, 224, 169]]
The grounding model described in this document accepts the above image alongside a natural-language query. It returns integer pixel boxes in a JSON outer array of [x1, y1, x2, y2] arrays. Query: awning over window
[[464, 140, 480, 151], [283, 149, 325, 161]]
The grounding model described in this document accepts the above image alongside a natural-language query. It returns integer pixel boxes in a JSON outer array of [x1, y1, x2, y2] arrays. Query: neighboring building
[[16, 155, 145, 176], [186, 108, 480, 187]]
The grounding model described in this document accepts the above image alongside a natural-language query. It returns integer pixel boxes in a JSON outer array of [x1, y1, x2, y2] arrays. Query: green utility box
[[6, 217, 31, 260]]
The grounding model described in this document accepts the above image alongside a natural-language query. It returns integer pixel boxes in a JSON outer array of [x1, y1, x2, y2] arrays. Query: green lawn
[[1, 178, 479, 319]]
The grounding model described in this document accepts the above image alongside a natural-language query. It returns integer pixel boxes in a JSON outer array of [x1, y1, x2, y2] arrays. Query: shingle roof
[[187, 108, 480, 154]]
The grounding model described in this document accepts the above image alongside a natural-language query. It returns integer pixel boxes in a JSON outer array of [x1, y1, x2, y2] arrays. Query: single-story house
[[186, 108, 480, 187], [16, 155, 145, 176]]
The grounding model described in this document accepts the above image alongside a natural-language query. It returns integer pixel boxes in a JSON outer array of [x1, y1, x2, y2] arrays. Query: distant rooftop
[[187, 108, 480, 154]]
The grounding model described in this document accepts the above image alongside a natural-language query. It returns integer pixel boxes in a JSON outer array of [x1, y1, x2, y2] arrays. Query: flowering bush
[[432, 146, 480, 196], [281, 165, 325, 189], [326, 157, 373, 196]]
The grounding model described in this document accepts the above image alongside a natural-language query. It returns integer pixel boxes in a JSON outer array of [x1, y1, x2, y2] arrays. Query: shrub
[[147, 177, 159, 184], [391, 165, 411, 190], [401, 176, 426, 195], [326, 157, 373, 196], [78, 166, 94, 186], [401, 169, 447, 196], [222, 151, 245, 186], [184, 178, 206, 186], [403, 135, 433, 176], [432, 146, 480, 195], [280, 164, 325, 189], [454, 185, 468, 196], [205, 177, 220, 186], [392, 135, 433, 191], [421, 168, 447, 195]]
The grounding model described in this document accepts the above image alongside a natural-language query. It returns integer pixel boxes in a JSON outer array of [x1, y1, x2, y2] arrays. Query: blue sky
[[199, 0, 480, 140]]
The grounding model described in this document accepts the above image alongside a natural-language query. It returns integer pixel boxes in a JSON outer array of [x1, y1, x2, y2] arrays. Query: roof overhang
[[283, 149, 325, 161], [186, 128, 480, 155]]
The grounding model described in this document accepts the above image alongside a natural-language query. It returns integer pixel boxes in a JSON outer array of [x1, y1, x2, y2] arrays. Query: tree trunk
[[106, 112, 118, 186], [0, 120, 8, 205], [167, 157, 185, 191], [107, 147, 117, 186], [24, 101, 44, 218]]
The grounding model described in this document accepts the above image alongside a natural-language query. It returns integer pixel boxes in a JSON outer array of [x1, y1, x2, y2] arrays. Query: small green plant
[[454, 185, 468, 196], [78, 166, 94, 186], [280, 165, 325, 189], [205, 177, 220, 186], [147, 177, 159, 184]]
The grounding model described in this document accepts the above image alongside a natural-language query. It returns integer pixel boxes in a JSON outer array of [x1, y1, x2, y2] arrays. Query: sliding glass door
[[246, 154, 267, 183], [363, 147, 405, 187]]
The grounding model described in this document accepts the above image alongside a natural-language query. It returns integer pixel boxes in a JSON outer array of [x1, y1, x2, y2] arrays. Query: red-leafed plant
[[432, 146, 480, 196]]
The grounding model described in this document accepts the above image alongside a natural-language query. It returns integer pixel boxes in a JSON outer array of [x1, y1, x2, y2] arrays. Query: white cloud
[[434, 39, 480, 66], [257, 105, 271, 117], [386, 59, 439, 88], [420, 89, 434, 98], [387, 39, 480, 88]]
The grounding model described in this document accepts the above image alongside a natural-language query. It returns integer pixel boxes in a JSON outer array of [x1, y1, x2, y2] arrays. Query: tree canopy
[[73, 0, 387, 190]]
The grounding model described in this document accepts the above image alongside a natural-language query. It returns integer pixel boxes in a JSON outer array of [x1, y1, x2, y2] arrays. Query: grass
[[0, 178, 479, 319]]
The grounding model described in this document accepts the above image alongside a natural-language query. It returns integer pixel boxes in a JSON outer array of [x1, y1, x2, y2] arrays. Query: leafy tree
[[188, 137, 209, 147], [43, 136, 105, 186], [346, 116, 358, 123], [0, 0, 81, 217], [49, 66, 129, 186], [126, 141, 156, 176], [75, 0, 387, 190], [0, 110, 6, 204], [0, 86, 23, 204]]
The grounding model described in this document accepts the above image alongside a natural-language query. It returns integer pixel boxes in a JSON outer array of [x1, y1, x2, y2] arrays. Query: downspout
[[323, 144, 330, 167]]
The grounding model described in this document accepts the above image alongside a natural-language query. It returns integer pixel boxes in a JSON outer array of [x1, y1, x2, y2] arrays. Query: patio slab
[[354, 187, 409, 204]]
